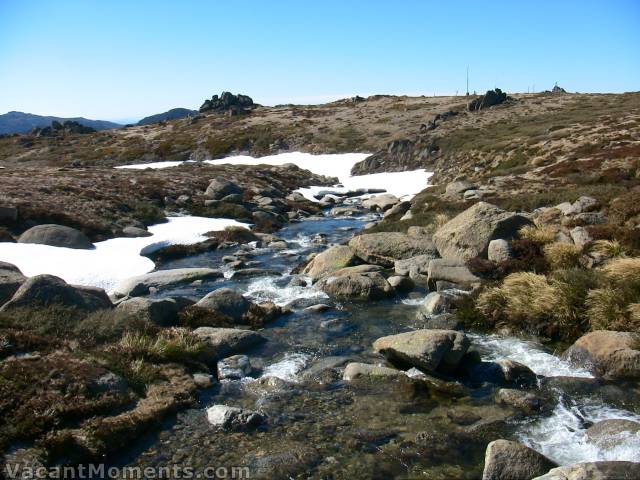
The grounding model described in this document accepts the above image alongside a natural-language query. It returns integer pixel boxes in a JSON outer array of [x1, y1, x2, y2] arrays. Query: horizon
[[1, 0, 639, 122]]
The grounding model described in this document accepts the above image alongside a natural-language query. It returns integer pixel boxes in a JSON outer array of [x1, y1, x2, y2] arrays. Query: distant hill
[[0, 111, 121, 135], [136, 108, 197, 126]]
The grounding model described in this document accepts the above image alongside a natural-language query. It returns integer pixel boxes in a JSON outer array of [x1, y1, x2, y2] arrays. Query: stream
[[106, 209, 640, 479]]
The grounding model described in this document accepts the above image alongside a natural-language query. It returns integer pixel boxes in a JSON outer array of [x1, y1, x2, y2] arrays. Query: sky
[[0, 0, 638, 122]]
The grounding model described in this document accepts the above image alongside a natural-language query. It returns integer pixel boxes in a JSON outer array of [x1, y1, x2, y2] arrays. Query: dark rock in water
[[586, 419, 640, 449], [0, 261, 26, 305], [231, 268, 282, 279], [217, 354, 252, 380], [0, 274, 112, 312], [242, 442, 320, 479], [199, 92, 255, 115], [467, 359, 537, 388], [495, 388, 544, 413], [481, 439, 557, 480], [18, 224, 94, 249], [468, 88, 509, 112]]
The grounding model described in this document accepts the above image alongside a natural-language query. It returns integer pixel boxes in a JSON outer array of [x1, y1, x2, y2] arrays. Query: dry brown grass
[[543, 242, 581, 269], [519, 225, 556, 245]]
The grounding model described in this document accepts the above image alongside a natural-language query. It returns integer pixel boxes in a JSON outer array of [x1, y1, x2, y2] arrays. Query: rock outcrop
[[468, 88, 509, 112], [199, 92, 255, 115]]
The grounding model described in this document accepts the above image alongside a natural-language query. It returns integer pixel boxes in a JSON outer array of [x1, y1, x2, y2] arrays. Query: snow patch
[[0, 216, 248, 292]]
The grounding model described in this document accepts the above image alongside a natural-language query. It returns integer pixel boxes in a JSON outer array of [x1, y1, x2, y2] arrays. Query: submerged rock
[[218, 354, 252, 380], [432, 202, 532, 261], [373, 329, 470, 374], [206, 404, 264, 430], [482, 439, 557, 480], [18, 224, 94, 250], [586, 419, 640, 449], [342, 362, 403, 381]]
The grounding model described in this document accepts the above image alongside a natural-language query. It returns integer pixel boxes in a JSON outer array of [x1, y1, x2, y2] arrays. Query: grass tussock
[[116, 328, 206, 365], [543, 242, 581, 270], [589, 240, 626, 259], [519, 225, 556, 245]]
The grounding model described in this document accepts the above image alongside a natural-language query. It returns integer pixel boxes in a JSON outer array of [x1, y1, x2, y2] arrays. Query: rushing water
[[110, 212, 639, 478]]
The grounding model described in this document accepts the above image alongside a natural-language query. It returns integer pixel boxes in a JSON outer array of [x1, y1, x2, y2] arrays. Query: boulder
[[495, 389, 542, 413], [206, 405, 264, 430], [205, 179, 242, 200], [418, 313, 463, 331], [482, 440, 557, 480], [115, 297, 180, 326], [195, 288, 250, 321], [563, 331, 640, 380], [432, 202, 532, 261], [317, 268, 393, 300], [122, 226, 152, 238], [0, 274, 112, 312], [383, 201, 411, 218], [427, 259, 481, 285], [342, 363, 404, 381], [586, 419, 640, 450], [570, 226, 592, 250], [488, 239, 512, 263], [349, 232, 438, 267], [362, 194, 399, 211], [469, 360, 537, 388], [302, 245, 358, 281], [468, 88, 508, 112], [532, 462, 640, 480], [0, 262, 26, 305], [112, 268, 223, 298], [418, 292, 450, 316], [193, 327, 266, 360], [394, 254, 433, 276], [18, 224, 94, 250], [445, 180, 475, 197], [373, 329, 470, 373]]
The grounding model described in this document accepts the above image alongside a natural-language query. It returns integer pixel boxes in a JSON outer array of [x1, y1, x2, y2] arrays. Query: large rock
[[362, 194, 399, 211], [204, 179, 242, 200], [445, 180, 475, 197], [432, 202, 532, 261], [317, 268, 393, 300], [0, 262, 26, 305], [18, 224, 94, 250], [112, 268, 223, 298], [0, 274, 112, 312], [563, 331, 640, 380], [349, 232, 438, 267], [482, 440, 557, 480], [372, 329, 470, 373], [488, 239, 512, 263], [427, 259, 481, 285], [193, 327, 266, 359], [195, 288, 250, 321], [532, 462, 640, 480], [115, 297, 180, 326], [302, 245, 358, 282]]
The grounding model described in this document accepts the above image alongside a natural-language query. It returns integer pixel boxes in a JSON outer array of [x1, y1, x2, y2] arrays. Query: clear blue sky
[[1, 0, 638, 122]]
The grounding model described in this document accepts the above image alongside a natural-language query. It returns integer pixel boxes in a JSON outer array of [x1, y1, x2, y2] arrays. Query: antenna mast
[[466, 66, 469, 96]]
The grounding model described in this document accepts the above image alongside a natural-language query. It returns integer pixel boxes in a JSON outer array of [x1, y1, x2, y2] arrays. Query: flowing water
[[110, 212, 640, 479]]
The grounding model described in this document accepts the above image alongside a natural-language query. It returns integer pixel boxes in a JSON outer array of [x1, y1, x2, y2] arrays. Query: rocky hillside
[[0, 111, 121, 135]]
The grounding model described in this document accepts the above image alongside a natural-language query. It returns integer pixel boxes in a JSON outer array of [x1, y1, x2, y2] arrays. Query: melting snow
[[0, 216, 248, 292]]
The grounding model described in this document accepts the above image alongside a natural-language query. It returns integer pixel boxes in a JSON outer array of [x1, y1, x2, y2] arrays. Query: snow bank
[[116, 152, 433, 200], [0, 216, 248, 292]]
